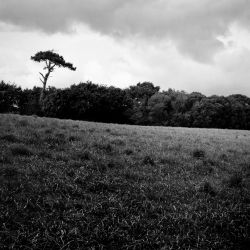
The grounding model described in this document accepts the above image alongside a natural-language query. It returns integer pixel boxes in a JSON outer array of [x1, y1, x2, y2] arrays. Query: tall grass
[[0, 114, 249, 249]]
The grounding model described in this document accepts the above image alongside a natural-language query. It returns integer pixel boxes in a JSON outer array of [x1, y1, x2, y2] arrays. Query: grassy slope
[[0, 114, 249, 249]]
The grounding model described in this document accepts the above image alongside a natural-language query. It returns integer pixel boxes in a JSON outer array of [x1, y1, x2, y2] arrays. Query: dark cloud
[[0, 0, 250, 61]]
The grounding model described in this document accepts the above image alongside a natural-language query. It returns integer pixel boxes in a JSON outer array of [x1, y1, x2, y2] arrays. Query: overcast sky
[[0, 0, 250, 96]]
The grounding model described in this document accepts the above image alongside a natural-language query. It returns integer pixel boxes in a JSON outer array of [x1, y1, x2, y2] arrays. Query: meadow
[[0, 113, 249, 249]]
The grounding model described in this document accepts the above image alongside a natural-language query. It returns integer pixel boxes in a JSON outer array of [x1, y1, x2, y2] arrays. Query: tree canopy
[[31, 50, 76, 106], [31, 51, 76, 71]]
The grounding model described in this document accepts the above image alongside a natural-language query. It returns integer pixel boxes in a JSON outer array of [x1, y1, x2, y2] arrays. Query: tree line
[[1, 80, 250, 130]]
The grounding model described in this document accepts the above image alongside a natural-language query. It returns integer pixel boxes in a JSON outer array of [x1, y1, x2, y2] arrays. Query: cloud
[[0, 0, 250, 62], [0, 23, 250, 96]]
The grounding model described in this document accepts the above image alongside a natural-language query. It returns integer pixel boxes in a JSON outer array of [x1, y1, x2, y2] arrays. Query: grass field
[[0, 114, 249, 249]]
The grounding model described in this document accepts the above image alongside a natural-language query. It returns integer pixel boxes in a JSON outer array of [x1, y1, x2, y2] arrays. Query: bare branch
[[39, 72, 45, 79], [39, 78, 44, 83], [49, 63, 56, 72]]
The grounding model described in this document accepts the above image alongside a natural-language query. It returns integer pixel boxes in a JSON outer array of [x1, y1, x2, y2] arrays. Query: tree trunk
[[39, 72, 50, 110]]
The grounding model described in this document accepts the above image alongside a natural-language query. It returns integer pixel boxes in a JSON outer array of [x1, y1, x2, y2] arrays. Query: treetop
[[31, 50, 76, 71]]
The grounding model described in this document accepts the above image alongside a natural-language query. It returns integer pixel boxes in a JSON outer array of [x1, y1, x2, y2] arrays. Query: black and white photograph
[[0, 0, 249, 249]]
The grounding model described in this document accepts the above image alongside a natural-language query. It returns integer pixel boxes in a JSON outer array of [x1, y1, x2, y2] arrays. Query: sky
[[0, 0, 250, 96]]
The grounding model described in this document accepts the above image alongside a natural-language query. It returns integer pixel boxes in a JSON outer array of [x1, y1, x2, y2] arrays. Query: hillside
[[0, 114, 249, 249]]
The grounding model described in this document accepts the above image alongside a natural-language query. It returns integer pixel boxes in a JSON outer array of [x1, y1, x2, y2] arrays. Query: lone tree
[[31, 50, 76, 105]]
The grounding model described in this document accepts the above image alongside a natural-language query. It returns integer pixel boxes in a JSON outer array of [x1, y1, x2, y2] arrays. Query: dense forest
[[1, 80, 250, 130]]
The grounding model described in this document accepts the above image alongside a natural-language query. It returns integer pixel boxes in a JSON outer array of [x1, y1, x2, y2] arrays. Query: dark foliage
[[1, 80, 250, 129], [19, 87, 42, 115], [31, 50, 76, 70], [43, 82, 133, 123], [0, 81, 22, 113]]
